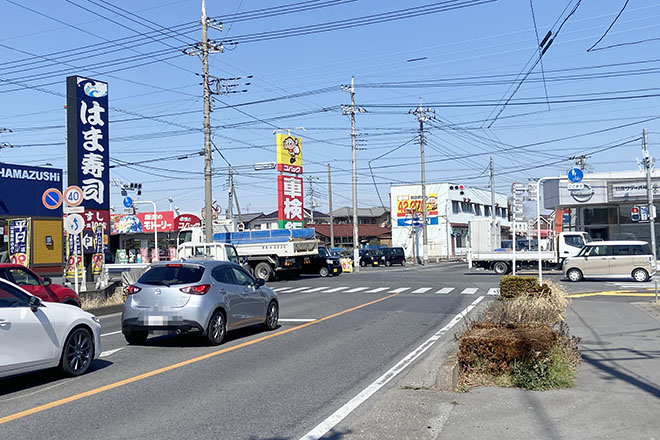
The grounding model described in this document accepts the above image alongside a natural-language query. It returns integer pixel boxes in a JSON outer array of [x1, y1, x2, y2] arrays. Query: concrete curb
[[434, 349, 460, 392], [85, 303, 124, 316]]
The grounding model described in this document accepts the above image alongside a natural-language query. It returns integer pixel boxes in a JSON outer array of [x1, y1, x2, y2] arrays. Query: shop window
[[484, 206, 491, 217], [474, 205, 482, 216], [452, 201, 460, 214], [461, 202, 473, 214], [584, 207, 617, 225]]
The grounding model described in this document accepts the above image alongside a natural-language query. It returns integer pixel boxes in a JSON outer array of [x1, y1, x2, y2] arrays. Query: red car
[[0, 264, 81, 307]]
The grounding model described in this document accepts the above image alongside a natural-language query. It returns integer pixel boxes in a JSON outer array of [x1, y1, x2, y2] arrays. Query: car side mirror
[[28, 295, 41, 312], [43, 277, 52, 286], [254, 278, 265, 288]]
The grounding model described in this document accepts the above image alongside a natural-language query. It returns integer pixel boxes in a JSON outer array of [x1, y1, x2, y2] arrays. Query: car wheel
[[60, 327, 94, 377], [205, 310, 226, 346], [567, 268, 583, 282], [124, 331, 148, 345], [319, 266, 330, 277], [385, 260, 392, 267], [401, 260, 406, 266], [254, 262, 273, 282], [493, 261, 509, 275], [359, 260, 366, 267], [263, 301, 279, 331], [632, 268, 649, 282]]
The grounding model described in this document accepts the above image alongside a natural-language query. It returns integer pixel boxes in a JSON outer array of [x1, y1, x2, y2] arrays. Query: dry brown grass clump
[[81, 288, 126, 310]]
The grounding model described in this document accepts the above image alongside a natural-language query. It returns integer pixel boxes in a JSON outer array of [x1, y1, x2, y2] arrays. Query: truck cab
[[176, 242, 239, 264]]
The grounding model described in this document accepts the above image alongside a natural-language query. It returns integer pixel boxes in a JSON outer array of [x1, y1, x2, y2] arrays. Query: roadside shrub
[[458, 322, 556, 375], [499, 275, 550, 299], [488, 281, 569, 325]]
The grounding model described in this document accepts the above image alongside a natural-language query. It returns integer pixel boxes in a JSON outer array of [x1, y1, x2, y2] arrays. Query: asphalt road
[[1, 261, 656, 439]]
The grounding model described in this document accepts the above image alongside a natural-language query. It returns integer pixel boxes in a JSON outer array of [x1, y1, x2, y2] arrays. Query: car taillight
[[126, 285, 141, 295], [179, 284, 211, 295]]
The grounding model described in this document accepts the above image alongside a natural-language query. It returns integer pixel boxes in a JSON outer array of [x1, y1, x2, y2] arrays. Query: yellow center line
[[0, 293, 400, 425], [567, 290, 658, 298]]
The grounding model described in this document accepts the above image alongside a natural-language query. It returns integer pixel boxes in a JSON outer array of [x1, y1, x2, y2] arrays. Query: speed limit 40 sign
[[63, 185, 83, 207]]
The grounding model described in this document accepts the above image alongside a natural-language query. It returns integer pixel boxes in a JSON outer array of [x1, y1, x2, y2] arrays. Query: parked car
[[0, 264, 81, 307], [0, 277, 101, 379], [563, 240, 656, 282], [301, 246, 342, 277], [359, 249, 384, 267], [382, 247, 406, 266], [121, 260, 279, 346]]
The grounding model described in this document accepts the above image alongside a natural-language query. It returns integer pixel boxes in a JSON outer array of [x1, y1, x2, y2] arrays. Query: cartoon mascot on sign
[[283, 136, 300, 164]]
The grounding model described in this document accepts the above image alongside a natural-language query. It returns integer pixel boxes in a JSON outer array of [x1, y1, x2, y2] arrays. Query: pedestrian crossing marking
[[389, 287, 410, 293], [366, 287, 389, 293], [411, 287, 432, 294], [324, 286, 350, 293], [286, 287, 311, 293], [436, 288, 454, 294], [461, 288, 479, 295], [487, 288, 500, 296], [301, 287, 329, 293], [273, 287, 293, 292], [345, 287, 369, 293]]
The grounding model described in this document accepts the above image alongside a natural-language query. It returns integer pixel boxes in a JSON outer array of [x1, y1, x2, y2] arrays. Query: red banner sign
[[174, 214, 202, 230], [277, 175, 304, 228]]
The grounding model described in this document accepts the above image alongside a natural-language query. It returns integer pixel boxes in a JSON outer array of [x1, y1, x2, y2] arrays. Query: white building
[[390, 183, 510, 258]]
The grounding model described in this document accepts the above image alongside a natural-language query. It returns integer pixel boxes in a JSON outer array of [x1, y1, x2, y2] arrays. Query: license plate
[[333, 268, 338, 272], [147, 316, 165, 325], [374, 262, 379, 266]]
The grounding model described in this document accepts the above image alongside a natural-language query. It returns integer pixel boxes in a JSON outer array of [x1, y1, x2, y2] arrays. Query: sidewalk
[[338, 299, 660, 439]]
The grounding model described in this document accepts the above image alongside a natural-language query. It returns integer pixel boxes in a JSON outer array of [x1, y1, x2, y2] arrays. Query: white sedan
[[0, 278, 102, 379]]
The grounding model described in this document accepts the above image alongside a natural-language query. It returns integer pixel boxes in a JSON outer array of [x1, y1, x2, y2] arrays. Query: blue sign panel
[[66, 76, 109, 210], [397, 217, 439, 227], [0, 163, 63, 217], [567, 168, 584, 183], [123, 197, 133, 208]]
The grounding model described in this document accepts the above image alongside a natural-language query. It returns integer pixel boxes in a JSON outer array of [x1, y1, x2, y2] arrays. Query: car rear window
[[138, 265, 204, 286]]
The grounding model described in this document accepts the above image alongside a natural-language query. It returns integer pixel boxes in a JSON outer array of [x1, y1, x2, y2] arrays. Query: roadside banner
[[91, 225, 104, 275], [66, 233, 84, 279], [340, 257, 353, 273], [8, 218, 30, 267]]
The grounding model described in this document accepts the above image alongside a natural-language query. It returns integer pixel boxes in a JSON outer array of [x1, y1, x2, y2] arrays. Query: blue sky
[[2, 0, 660, 216]]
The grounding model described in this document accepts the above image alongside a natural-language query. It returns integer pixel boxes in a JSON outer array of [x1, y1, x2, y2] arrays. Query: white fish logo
[[83, 81, 108, 98]]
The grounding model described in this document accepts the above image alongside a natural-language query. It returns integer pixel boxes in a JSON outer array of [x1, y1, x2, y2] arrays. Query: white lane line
[[286, 287, 311, 293], [298, 296, 486, 440], [100, 347, 125, 358], [366, 287, 389, 293], [461, 287, 479, 295], [101, 330, 122, 337], [411, 287, 432, 294], [345, 287, 369, 293], [436, 288, 454, 295], [273, 287, 294, 292], [324, 287, 349, 293], [389, 287, 410, 293], [300, 287, 329, 293], [487, 288, 500, 296], [279, 318, 316, 323]]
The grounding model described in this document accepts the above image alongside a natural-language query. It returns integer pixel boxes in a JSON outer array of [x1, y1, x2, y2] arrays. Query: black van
[[382, 247, 406, 266]]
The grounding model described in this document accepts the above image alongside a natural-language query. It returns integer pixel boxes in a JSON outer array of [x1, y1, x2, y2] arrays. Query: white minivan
[[563, 241, 656, 282]]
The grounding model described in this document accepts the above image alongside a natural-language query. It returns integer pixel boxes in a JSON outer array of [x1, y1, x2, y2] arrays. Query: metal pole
[[490, 157, 496, 222], [328, 164, 335, 248], [512, 218, 517, 276], [537, 178, 544, 286], [350, 77, 359, 272], [418, 98, 428, 265], [201, 0, 213, 243], [643, 129, 657, 259], [153, 202, 158, 261], [227, 166, 233, 220]]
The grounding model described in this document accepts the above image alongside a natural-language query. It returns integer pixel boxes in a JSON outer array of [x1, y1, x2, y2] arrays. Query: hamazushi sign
[[0, 166, 61, 182]]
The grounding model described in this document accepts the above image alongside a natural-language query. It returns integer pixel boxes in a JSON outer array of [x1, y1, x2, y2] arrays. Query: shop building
[[543, 170, 660, 254], [390, 183, 510, 258]]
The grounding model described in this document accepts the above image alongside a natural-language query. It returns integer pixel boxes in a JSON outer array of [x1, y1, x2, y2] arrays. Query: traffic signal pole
[[643, 129, 657, 259]]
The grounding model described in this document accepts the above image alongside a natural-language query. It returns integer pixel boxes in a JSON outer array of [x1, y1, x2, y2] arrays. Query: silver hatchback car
[[121, 260, 279, 345]]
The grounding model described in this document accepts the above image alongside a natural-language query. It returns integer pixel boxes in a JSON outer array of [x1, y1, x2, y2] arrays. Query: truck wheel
[[319, 266, 330, 277], [254, 262, 273, 282], [493, 262, 509, 275]]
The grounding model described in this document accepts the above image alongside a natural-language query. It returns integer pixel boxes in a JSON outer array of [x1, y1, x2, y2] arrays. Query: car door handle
[[0, 320, 10, 327]]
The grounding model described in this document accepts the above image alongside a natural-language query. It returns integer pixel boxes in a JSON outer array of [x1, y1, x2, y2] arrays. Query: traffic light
[[450, 184, 465, 195], [631, 206, 640, 222]]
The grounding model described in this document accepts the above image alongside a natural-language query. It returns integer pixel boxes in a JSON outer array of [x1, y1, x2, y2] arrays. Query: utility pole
[[411, 99, 434, 265], [226, 166, 234, 220], [232, 175, 242, 223], [342, 77, 362, 271], [570, 154, 590, 171], [489, 156, 497, 252], [328, 164, 335, 248], [643, 128, 657, 259], [184, 0, 223, 242], [307, 175, 316, 224]]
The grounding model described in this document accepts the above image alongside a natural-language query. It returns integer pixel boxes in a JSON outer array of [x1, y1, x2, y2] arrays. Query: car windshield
[[139, 265, 204, 286]]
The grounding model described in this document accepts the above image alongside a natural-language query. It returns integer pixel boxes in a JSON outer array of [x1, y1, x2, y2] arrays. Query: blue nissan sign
[[0, 163, 63, 217]]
